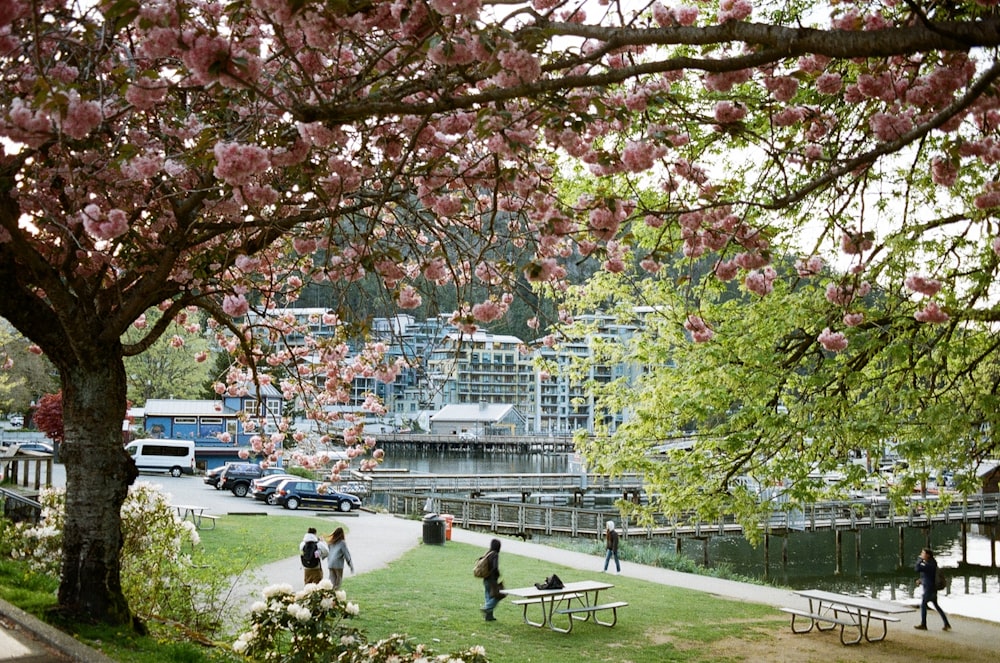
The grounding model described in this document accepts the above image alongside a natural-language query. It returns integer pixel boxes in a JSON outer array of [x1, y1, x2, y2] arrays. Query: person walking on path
[[603, 520, 621, 573], [479, 539, 503, 622], [300, 527, 328, 586], [914, 547, 951, 631], [326, 527, 355, 589]]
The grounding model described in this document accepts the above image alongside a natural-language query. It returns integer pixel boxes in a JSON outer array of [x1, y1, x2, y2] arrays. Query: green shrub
[[4, 482, 234, 634]]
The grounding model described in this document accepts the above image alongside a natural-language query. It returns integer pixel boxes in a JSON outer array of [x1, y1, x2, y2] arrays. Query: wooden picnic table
[[500, 580, 627, 633], [171, 504, 216, 530], [783, 588, 914, 645]]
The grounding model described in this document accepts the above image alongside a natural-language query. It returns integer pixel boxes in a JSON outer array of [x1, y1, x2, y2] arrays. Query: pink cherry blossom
[[213, 142, 271, 186], [714, 100, 746, 124], [843, 312, 864, 327], [714, 260, 739, 281], [931, 157, 958, 187], [815, 72, 843, 95], [222, 294, 249, 317], [684, 315, 714, 343], [428, 0, 482, 16], [744, 266, 776, 296], [904, 274, 943, 297], [471, 299, 507, 323], [795, 256, 824, 276], [817, 328, 848, 352], [718, 0, 752, 23], [841, 229, 874, 254], [915, 302, 950, 324], [60, 94, 103, 140], [397, 285, 422, 309]]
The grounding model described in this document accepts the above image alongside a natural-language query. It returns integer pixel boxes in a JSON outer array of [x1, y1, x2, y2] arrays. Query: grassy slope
[[2, 515, 783, 663]]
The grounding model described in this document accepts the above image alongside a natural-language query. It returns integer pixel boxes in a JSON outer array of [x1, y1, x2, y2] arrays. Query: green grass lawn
[[346, 541, 781, 663], [1, 515, 785, 663]]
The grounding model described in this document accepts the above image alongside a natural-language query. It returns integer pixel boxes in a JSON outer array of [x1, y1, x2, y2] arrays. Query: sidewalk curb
[[0, 597, 117, 663]]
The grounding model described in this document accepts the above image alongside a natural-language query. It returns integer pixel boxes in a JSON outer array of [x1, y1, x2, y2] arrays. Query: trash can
[[422, 513, 446, 545], [441, 513, 454, 541]]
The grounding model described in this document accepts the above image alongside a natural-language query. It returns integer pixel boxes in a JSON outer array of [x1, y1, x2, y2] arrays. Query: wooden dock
[[371, 434, 576, 453], [351, 470, 643, 499]]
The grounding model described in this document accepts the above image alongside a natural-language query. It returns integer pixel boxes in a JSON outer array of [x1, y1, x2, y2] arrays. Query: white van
[[125, 438, 196, 477]]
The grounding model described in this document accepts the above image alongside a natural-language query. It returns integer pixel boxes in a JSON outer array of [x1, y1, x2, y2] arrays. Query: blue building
[[131, 385, 285, 470]]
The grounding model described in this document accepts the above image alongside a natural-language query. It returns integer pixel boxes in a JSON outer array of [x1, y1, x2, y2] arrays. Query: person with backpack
[[299, 527, 328, 586], [325, 527, 354, 590], [914, 547, 951, 631], [603, 520, 621, 573], [476, 539, 503, 622]]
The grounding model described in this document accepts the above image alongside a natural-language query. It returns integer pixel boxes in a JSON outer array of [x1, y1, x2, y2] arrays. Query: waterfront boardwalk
[[380, 482, 1000, 565]]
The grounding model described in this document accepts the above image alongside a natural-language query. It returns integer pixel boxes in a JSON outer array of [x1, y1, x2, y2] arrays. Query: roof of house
[[430, 403, 520, 423], [140, 399, 237, 417]]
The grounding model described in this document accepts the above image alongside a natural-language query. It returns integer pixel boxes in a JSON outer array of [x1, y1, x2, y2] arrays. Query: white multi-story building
[[533, 311, 650, 435], [244, 308, 655, 436], [425, 329, 537, 425]]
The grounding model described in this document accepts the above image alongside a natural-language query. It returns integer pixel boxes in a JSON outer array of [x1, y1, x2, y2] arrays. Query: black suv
[[218, 463, 287, 497]]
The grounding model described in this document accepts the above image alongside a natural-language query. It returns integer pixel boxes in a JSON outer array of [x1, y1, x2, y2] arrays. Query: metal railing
[[387, 492, 1000, 541], [0, 486, 42, 523]]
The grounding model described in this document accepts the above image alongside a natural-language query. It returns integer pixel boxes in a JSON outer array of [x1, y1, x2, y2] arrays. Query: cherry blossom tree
[[3, 0, 1000, 628]]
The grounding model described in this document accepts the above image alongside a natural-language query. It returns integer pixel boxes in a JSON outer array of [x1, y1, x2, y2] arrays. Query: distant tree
[[123, 310, 210, 405], [0, 322, 58, 415], [33, 392, 64, 459]]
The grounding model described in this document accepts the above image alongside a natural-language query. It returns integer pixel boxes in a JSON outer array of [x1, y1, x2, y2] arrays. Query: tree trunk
[[54, 353, 139, 628]]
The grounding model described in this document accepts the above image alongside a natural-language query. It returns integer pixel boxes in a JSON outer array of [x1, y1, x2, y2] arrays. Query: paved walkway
[[3, 509, 998, 661]]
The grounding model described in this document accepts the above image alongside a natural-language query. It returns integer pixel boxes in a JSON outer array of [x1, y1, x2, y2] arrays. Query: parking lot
[[46, 463, 353, 519]]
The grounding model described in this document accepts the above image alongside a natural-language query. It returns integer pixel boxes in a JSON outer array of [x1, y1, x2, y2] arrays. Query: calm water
[[384, 450, 1000, 622]]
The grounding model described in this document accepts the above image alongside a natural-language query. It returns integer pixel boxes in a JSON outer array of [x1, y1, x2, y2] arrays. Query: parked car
[[203, 463, 233, 489], [219, 463, 288, 497], [8, 414, 24, 428], [250, 473, 300, 505], [15, 442, 53, 454], [274, 479, 363, 512]]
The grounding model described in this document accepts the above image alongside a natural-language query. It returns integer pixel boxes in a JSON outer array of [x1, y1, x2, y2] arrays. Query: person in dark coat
[[603, 520, 621, 573], [480, 538, 503, 621], [914, 547, 951, 631]]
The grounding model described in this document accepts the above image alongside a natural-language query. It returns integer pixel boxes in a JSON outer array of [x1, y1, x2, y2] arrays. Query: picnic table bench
[[171, 504, 217, 530], [555, 601, 630, 627], [501, 580, 627, 633], [782, 589, 912, 645]]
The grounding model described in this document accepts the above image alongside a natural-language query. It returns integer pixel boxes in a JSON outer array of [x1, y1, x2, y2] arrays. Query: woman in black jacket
[[914, 548, 951, 631], [480, 538, 502, 621]]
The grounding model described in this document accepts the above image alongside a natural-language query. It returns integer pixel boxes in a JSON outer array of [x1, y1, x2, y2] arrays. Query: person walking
[[326, 527, 355, 589], [299, 527, 328, 586], [603, 520, 621, 573], [479, 538, 503, 622], [914, 547, 951, 631]]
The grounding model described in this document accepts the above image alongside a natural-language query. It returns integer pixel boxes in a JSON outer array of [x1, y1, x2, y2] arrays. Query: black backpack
[[301, 540, 320, 568], [534, 574, 564, 590]]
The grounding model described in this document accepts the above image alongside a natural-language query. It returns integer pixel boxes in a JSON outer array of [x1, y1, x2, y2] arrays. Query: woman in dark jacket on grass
[[480, 538, 503, 621]]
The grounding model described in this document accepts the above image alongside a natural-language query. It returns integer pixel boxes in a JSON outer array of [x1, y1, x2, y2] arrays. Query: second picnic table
[[500, 579, 627, 633], [782, 588, 914, 645]]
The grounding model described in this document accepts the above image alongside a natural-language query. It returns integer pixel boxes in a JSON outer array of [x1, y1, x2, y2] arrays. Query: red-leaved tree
[[32, 391, 63, 446]]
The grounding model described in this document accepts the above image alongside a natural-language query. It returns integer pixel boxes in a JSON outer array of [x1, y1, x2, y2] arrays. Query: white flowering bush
[[3, 482, 231, 632], [234, 582, 490, 663]]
